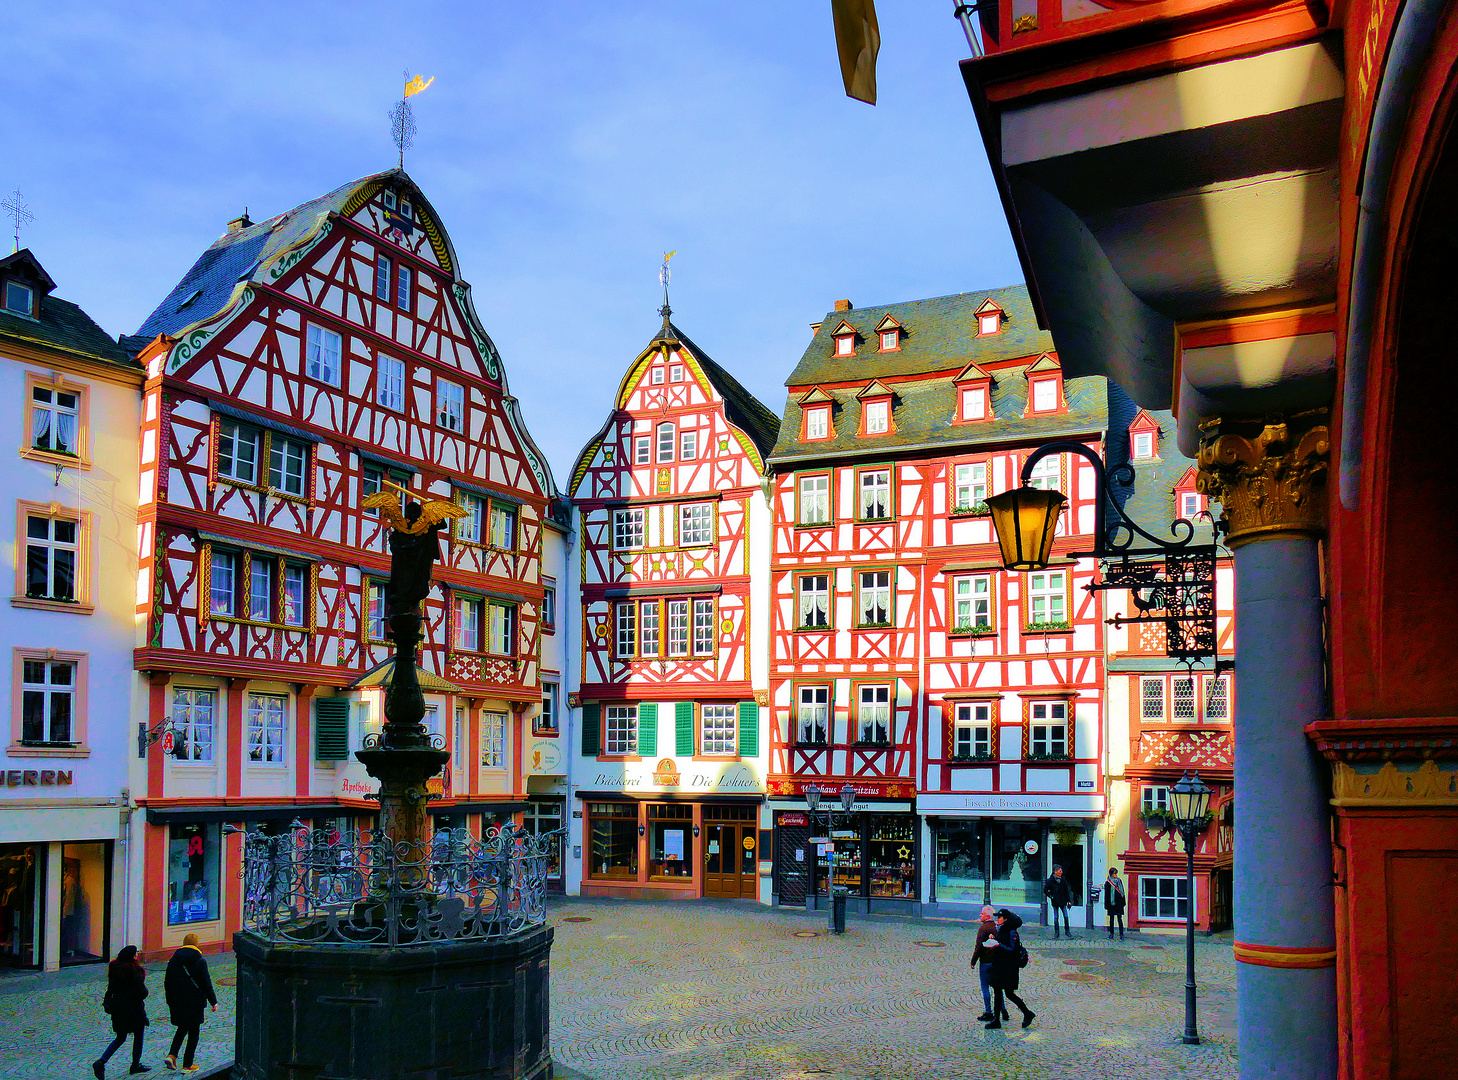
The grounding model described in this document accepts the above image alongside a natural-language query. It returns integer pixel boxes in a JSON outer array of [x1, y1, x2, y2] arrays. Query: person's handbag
[[102, 988, 114, 1014]]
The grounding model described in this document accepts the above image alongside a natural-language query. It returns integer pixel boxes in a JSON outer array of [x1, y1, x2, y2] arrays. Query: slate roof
[[134, 169, 402, 343], [668, 321, 781, 460], [1105, 388, 1217, 545], [769, 287, 1100, 465], [0, 251, 137, 372]]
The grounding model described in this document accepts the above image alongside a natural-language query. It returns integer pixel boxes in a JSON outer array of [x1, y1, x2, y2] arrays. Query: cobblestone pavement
[[0, 900, 1236, 1080]]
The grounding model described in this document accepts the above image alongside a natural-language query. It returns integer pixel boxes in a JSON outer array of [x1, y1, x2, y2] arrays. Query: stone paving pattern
[[0, 898, 1236, 1080]]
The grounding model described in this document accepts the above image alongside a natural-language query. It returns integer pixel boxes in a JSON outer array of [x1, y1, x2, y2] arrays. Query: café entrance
[[702, 805, 758, 899]]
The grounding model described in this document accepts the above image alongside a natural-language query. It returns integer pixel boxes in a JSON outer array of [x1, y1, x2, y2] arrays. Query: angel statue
[[361, 486, 468, 617]]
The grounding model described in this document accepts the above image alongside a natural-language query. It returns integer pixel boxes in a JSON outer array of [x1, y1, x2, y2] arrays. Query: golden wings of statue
[[361, 489, 470, 534]]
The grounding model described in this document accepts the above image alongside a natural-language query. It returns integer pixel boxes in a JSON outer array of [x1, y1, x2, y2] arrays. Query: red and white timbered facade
[[565, 320, 777, 901], [126, 170, 555, 956], [766, 289, 1110, 920]]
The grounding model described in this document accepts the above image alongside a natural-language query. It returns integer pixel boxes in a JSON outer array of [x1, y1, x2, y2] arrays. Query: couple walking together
[[970, 906, 1036, 1029], [93, 934, 219, 1076]]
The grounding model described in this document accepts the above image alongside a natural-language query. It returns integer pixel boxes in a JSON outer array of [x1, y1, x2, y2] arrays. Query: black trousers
[[992, 986, 1030, 1018], [99, 1029, 144, 1066], [1107, 910, 1125, 936], [169, 1023, 201, 1067]]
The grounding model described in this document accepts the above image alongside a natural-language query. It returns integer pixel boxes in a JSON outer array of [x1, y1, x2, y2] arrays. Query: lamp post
[[1169, 770, 1212, 1046], [805, 782, 858, 933]]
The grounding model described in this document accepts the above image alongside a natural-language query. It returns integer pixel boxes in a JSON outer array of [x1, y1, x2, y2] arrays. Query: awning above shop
[[144, 803, 360, 826]]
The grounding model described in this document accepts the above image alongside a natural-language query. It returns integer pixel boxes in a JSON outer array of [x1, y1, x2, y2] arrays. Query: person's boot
[[92, 1063, 104, 1080], [128, 1064, 151, 1074], [975, 1010, 994, 1021], [1021, 1009, 1036, 1029], [984, 1018, 1002, 1029]]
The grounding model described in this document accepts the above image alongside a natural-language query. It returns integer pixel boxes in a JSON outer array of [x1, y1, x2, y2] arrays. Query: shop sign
[[652, 758, 681, 786], [767, 779, 914, 800], [580, 760, 762, 794], [340, 778, 379, 798], [742, 834, 756, 851], [1, 769, 73, 787], [778, 812, 808, 826], [528, 741, 564, 775]]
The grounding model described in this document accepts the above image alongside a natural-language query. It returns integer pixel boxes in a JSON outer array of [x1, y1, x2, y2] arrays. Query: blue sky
[[3, 3, 1020, 485]]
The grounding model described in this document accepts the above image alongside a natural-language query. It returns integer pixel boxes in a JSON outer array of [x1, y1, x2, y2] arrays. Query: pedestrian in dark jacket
[[93, 945, 150, 1077], [162, 933, 217, 1072], [969, 905, 1009, 1022], [1103, 867, 1127, 939], [982, 909, 1036, 1029], [1044, 864, 1075, 938]]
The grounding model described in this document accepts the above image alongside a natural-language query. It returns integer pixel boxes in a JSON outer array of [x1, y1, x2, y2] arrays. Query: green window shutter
[[581, 703, 600, 756], [314, 698, 350, 761], [637, 703, 658, 757], [675, 702, 695, 756], [737, 700, 759, 758]]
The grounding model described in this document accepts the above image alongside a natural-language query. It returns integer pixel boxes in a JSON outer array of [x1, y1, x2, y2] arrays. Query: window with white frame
[[395, 264, 412, 310], [247, 693, 287, 764], [679, 503, 713, 545], [799, 474, 830, 525], [1205, 675, 1230, 721], [437, 380, 464, 432], [457, 493, 486, 543], [1028, 701, 1068, 757], [362, 465, 410, 515], [542, 583, 557, 631], [880, 329, 898, 351], [797, 685, 829, 744], [804, 406, 829, 440], [604, 705, 637, 755], [1031, 378, 1058, 412], [639, 599, 660, 656], [1027, 570, 1066, 625], [1180, 491, 1203, 519], [960, 386, 987, 421], [680, 429, 697, 460], [614, 601, 636, 657], [863, 399, 889, 434], [284, 562, 308, 626], [25, 513, 77, 601], [375, 254, 391, 299], [666, 599, 690, 657], [858, 570, 892, 626], [170, 687, 215, 762], [692, 598, 715, 654], [1172, 676, 1197, 720], [489, 502, 517, 551], [650, 366, 665, 385], [953, 702, 992, 758], [835, 333, 855, 356], [1141, 678, 1166, 721], [377, 354, 406, 411], [5, 280, 35, 316], [538, 681, 558, 732], [798, 574, 830, 628], [952, 574, 991, 632], [30, 384, 78, 455], [480, 711, 507, 768], [216, 420, 262, 485], [701, 704, 737, 755], [669, 364, 684, 382], [978, 311, 1000, 335], [656, 422, 675, 462], [1142, 784, 1171, 813], [857, 684, 891, 743], [858, 469, 891, 520], [634, 435, 651, 464], [367, 581, 388, 641], [1140, 875, 1191, 921], [248, 558, 274, 622], [1131, 431, 1155, 460], [268, 436, 308, 497], [21, 659, 75, 744], [953, 462, 987, 511], [210, 550, 239, 616], [1028, 455, 1060, 491], [612, 508, 644, 550], [487, 601, 516, 656], [454, 595, 483, 651], [306, 325, 342, 386]]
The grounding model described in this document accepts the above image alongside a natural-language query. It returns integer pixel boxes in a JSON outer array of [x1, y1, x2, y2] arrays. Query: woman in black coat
[[983, 909, 1036, 1029], [93, 945, 150, 1077], [163, 933, 218, 1071]]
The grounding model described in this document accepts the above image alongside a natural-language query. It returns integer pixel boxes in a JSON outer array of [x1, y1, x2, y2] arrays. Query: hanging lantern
[[985, 485, 1066, 570]]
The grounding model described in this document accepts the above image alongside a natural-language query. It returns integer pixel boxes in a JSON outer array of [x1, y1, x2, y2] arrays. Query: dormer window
[[880, 330, 898, 351], [1180, 491, 1205, 518], [864, 400, 889, 434], [4, 281, 35, 317], [835, 334, 855, 356], [961, 387, 987, 421], [1132, 431, 1155, 460], [1031, 379, 1057, 411], [805, 406, 829, 440], [399, 199, 413, 220], [978, 312, 1000, 336]]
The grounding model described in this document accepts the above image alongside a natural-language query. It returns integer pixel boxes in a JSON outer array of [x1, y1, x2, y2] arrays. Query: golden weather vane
[[389, 71, 435, 169]]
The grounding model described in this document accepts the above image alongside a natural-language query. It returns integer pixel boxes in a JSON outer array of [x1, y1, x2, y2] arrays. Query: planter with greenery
[[951, 621, 997, 637], [949, 752, 996, 763], [951, 501, 990, 517], [1024, 620, 1072, 633], [1025, 751, 1073, 762]]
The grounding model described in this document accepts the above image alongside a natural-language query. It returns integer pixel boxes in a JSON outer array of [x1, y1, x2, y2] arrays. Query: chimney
[[834, 299, 853, 312], [227, 210, 255, 234]]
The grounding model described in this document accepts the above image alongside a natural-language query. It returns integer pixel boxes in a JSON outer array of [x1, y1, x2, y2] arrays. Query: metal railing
[[239, 822, 564, 947]]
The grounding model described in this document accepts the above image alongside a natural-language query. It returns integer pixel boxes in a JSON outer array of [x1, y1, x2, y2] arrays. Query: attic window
[[978, 312, 1000, 336], [383, 190, 397, 211], [879, 329, 900, 352], [1030, 378, 1059, 412], [178, 288, 203, 309], [651, 366, 665, 385], [835, 334, 855, 357], [1180, 491, 1205, 518], [1132, 431, 1156, 460], [805, 406, 829, 441], [669, 365, 684, 382], [4, 281, 35, 317], [960, 387, 987, 421], [863, 400, 889, 435], [399, 200, 413, 220]]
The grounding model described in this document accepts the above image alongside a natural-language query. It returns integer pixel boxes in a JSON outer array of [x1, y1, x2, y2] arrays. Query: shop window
[[952, 702, 991, 758], [817, 830, 862, 896], [1140, 875, 1191, 921], [679, 502, 714, 546], [990, 821, 1043, 906], [246, 693, 287, 764], [1028, 701, 1068, 758], [951, 574, 991, 633], [797, 574, 830, 629], [648, 803, 693, 880], [656, 422, 675, 463], [19, 656, 77, 745], [480, 711, 507, 768], [798, 474, 830, 525], [858, 469, 891, 520], [170, 687, 216, 762], [489, 501, 517, 551], [454, 595, 483, 651], [524, 800, 563, 881], [59, 841, 109, 964], [487, 601, 516, 656], [366, 582, 388, 642], [1027, 570, 1066, 627], [804, 406, 829, 441], [700, 703, 737, 756], [665, 600, 690, 657], [436, 379, 464, 432], [1141, 677, 1166, 720], [857, 684, 891, 744], [26, 376, 83, 461], [680, 429, 697, 460], [613, 508, 645, 550], [1172, 677, 1197, 720], [857, 570, 892, 627], [168, 823, 220, 925], [1142, 784, 1171, 813], [868, 815, 915, 898], [633, 435, 651, 464], [934, 821, 985, 903], [604, 705, 638, 755], [952, 462, 987, 513], [305, 324, 342, 386], [587, 802, 638, 879], [797, 685, 830, 744], [538, 682, 558, 733], [1205, 676, 1230, 721]]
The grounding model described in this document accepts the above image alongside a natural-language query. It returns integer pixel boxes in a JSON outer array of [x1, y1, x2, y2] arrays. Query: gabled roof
[[0, 249, 56, 294], [352, 658, 463, 694], [1026, 354, 1061, 374], [952, 362, 993, 384], [875, 314, 903, 331], [830, 320, 858, 337], [0, 250, 136, 372], [975, 297, 1005, 314], [1129, 408, 1162, 432], [856, 379, 894, 400], [1104, 387, 1219, 546], [798, 386, 835, 405]]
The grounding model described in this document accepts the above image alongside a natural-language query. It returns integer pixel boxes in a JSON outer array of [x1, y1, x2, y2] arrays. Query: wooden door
[[703, 824, 740, 897]]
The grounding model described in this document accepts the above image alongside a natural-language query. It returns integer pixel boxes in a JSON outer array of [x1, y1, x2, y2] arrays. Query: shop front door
[[704, 824, 757, 899]]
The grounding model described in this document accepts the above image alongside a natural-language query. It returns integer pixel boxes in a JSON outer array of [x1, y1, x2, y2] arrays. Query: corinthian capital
[[1195, 410, 1329, 547]]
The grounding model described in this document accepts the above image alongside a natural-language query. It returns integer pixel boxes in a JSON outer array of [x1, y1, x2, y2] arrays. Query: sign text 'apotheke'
[[1, 769, 73, 787]]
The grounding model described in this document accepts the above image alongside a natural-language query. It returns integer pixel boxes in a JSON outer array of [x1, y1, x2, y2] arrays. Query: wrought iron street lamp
[[1169, 770, 1213, 1046], [804, 782, 858, 933]]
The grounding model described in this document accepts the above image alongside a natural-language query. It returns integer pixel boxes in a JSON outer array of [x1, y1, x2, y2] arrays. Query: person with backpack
[[970, 905, 1009, 1023], [162, 933, 217, 1073], [982, 909, 1036, 1029], [93, 945, 150, 1077]]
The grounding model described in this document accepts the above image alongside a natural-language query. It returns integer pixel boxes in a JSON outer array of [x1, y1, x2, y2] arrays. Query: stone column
[[1197, 411, 1336, 1080]]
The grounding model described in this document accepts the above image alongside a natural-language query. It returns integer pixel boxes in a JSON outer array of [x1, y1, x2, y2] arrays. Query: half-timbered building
[[1103, 406, 1235, 933], [125, 170, 556, 956], [766, 289, 1109, 923], [565, 314, 778, 901]]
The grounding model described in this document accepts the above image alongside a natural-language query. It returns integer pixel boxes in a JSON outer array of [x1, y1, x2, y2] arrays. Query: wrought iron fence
[[239, 822, 564, 947]]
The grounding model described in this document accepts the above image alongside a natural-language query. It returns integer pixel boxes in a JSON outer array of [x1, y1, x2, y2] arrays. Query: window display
[[524, 800, 563, 882], [648, 803, 693, 880], [935, 821, 985, 903], [587, 802, 637, 879], [168, 822, 220, 925], [867, 815, 916, 898], [60, 842, 108, 965], [990, 821, 1042, 907], [0, 844, 40, 967]]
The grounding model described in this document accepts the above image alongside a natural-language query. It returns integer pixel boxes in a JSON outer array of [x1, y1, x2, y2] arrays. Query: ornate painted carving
[[451, 282, 502, 382], [167, 285, 255, 373], [266, 218, 334, 282], [1331, 760, 1458, 806], [1136, 729, 1233, 769], [1195, 410, 1329, 546]]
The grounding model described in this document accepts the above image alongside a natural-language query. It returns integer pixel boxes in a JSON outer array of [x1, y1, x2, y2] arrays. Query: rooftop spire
[[658, 249, 677, 336]]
